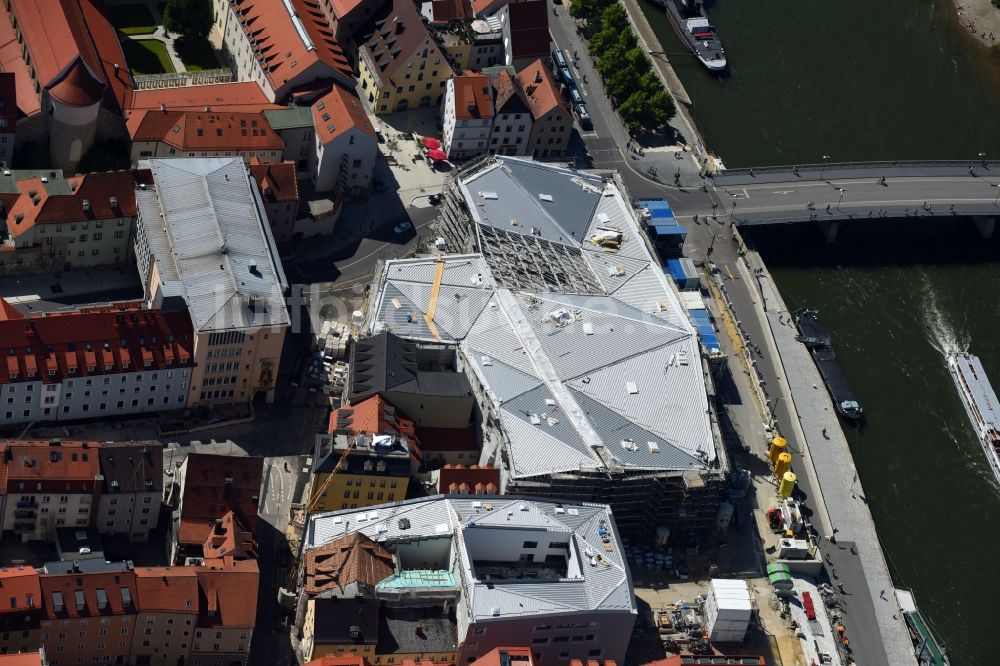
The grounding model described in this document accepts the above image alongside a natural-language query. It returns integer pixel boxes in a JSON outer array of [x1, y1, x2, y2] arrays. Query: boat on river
[[895, 588, 950, 666], [795, 310, 863, 420], [649, 0, 727, 71], [946, 351, 1000, 484]]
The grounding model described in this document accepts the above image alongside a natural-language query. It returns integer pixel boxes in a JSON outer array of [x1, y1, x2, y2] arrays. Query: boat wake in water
[[920, 273, 969, 356]]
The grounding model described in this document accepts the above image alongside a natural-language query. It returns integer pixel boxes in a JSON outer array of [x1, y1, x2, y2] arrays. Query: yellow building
[[311, 395, 416, 512], [357, 0, 454, 114]]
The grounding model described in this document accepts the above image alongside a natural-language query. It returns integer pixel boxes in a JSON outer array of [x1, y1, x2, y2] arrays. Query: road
[[252, 454, 310, 666]]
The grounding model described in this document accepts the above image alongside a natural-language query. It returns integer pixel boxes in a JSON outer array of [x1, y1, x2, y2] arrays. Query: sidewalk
[[743, 250, 918, 666]]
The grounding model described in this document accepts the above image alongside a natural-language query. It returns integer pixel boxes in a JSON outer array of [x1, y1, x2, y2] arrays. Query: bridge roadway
[[661, 161, 1000, 234]]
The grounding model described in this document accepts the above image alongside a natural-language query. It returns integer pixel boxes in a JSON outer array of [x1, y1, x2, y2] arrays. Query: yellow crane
[[306, 434, 360, 515]]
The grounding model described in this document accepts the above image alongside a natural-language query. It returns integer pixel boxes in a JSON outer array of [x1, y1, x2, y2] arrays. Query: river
[[637, 1, 1000, 664]]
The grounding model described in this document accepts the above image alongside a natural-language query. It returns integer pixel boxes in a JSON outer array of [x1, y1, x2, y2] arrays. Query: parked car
[[575, 103, 593, 130], [553, 49, 567, 68], [560, 67, 574, 86], [570, 88, 583, 104], [393, 221, 413, 234]]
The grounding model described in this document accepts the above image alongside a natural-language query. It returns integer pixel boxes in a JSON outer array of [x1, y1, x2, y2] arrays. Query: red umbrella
[[427, 149, 447, 161], [423, 137, 441, 150]]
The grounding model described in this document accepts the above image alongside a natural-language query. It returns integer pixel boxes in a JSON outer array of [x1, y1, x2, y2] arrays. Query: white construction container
[[703, 578, 752, 643]]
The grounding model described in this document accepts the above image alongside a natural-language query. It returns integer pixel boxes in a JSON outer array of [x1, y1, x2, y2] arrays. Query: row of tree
[[569, 0, 676, 131]]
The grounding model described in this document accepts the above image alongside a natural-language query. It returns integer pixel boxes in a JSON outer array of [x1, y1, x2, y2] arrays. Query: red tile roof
[[177, 453, 263, 546], [0, 653, 44, 666], [360, 0, 445, 87], [328, 394, 417, 442], [39, 566, 137, 619], [129, 82, 282, 114], [0, 2, 38, 116], [0, 303, 193, 386], [194, 558, 259, 627], [303, 532, 395, 596], [2, 441, 101, 489], [134, 567, 199, 614], [431, 0, 472, 23], [453, 72, 493, 120], [471, 0, 507, 17], [516, 59, 569, 119], [0, 566, 41, 614], [48, 57, 105, 107], [6, 169, 152, 239], [0, 299, 23, 321], [129, 110, 284, 153], [438, 464, 499, 494], [202, 511, 257, 560], [7, 0, 132, 112], [250, 161, 299, 203], [471, 648, 535, 666], [312, 85, 376, 145], [493, 68, 529, 115], [229, 0, 353, 96], [507, 1, 549, 61]]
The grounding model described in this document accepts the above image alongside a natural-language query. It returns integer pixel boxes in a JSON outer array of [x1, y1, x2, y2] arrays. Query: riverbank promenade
[[739, 248, 919, 666]]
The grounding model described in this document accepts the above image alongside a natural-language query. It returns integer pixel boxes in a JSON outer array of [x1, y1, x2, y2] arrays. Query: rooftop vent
[[82, 199, 90, 212], [538, 193, 553, 202], [625, 381, 638, 394], [480, 191, 498, 200], [648, 441, 661, 453], [109, 196, 118, 208], [398, 518, 411, 530]]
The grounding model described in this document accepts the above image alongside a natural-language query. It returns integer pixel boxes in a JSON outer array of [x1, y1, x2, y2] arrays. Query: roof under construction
[[366, 158, 716, 480]]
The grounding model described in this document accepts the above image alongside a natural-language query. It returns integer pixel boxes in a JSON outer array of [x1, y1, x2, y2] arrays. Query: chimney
[[82, 199, 90, 212], [415, 625, 425, 638], [109, 196, 119, 209], [535, 71, 542, 84], [160, 103, 166, 112]]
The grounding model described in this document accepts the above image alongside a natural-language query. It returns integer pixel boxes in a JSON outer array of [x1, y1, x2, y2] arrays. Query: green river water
[[637, 1, 1000, 663]]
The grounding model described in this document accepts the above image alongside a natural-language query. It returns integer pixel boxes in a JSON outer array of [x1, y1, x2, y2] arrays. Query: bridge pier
[[817, 220, 839, 243], [973, 216, 996, 239]]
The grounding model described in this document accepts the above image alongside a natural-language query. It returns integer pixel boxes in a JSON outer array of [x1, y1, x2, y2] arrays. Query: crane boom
[[306, 433, 360, 514]]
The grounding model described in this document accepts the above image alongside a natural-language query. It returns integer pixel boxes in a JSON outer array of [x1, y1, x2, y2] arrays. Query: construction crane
[[305, 433, 360, 515]]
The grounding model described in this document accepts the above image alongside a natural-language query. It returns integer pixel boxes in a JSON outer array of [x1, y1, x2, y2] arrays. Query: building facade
[[190, 559, 259, 666], [211, 0, 354, 103], [301, 497, 636, 665], [358, 0, 454, 113], [1, 441, 100, 543], [0, 566, 42, 657], [169, 452, 263, 564], [38, 561, 138, 666], [130, 567, 198, 666], [309, 86, 379, 194], [0, 302, 194, 428], [0, 0, 131, 170], [129, 110, 285, 164], [134, 157, 290, 408], [442, 73, 493, 161], [96, 442, 163, 542], [517, 62, 572, 159], [488, 70, 531, 156], [0, 170, 149, 273]]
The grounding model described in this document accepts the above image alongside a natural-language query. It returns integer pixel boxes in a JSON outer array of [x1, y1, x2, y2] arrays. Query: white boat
[[946, 351, 1000, 484]]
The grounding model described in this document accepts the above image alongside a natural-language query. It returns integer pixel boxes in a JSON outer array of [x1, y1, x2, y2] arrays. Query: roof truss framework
[[476, 224, 602, 294]]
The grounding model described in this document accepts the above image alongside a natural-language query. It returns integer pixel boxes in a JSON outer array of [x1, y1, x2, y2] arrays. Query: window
[[523, 541, 538, 549]]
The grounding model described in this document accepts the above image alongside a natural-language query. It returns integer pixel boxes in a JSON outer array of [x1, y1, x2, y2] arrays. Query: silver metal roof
[[137, 158, 289, 333], [370, 159, 716, 478], [305, 496, 635, 621]]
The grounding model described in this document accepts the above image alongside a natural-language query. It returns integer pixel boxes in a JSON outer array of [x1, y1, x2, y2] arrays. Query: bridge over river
[[669, 161, 1000, 241]]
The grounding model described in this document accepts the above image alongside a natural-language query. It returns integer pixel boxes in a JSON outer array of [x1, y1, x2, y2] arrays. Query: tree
[[163, 0, 213, 41]]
